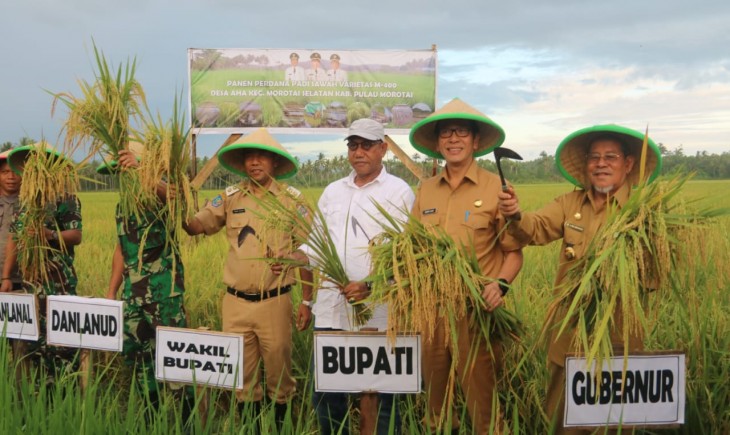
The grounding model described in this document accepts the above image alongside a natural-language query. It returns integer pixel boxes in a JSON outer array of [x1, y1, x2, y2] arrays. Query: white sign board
[[0, 293, 39, 341], [155, 327, 244, 389], [46, 295, 123, 351], [314, 332, 421, 393], [565, 353, 685, 428]]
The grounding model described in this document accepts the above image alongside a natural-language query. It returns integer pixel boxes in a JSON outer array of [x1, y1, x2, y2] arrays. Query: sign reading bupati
[[314, 332, 421, 393], [46, 295, 123, 351], [0, 293, 39, 341], [565, 353, 686, 428], [155, 327, 243, 389], [188, 48, 437, 135]]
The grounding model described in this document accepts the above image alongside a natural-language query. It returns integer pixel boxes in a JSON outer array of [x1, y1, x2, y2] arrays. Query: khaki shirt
[[509, 183, 643, 365], [412, 161, 520, 278], [0, 194, 20, 285], [193, 181, 299, 292]]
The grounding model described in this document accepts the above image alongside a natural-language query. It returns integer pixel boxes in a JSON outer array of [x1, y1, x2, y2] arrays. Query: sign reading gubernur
[[0, 293, 39, 341], [565, 353, 685, 428], [155, 327, 243, 389], [47, 295, 123, 351], [314, 332, 421, 393]]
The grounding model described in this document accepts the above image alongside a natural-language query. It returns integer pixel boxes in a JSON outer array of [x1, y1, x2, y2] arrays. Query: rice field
[[2, 180, 729, 434]]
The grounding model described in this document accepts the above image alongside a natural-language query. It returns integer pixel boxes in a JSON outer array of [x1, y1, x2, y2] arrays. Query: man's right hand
[[498, 186, 522, 219]]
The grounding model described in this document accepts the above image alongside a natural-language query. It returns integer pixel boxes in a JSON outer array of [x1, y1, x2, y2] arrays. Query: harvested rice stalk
[[549, 173, 728, 370], [51, 41, 147, 219], [249, 187, 372, 325], [14, 144, 79, 285], [137, 93, 195, 242]]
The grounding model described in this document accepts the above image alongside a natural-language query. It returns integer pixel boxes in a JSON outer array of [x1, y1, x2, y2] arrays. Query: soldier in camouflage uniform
[[101, 148, 187, 403], [1, 145, 83, 376]]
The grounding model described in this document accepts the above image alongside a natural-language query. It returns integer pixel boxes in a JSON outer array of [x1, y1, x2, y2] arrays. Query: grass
[[2, 180, 729, 433]]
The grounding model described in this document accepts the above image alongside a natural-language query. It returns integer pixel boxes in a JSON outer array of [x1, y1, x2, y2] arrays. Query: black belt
[[227, 285, 291, 302]]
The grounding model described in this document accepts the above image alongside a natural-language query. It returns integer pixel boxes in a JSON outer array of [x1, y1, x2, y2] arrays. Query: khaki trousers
[[421, 315, 503, 434], [222, 292, 296, 403]]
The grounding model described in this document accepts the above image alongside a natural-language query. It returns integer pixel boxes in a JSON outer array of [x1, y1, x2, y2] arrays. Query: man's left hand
[[481, 282, 504, 312], [342, 281, 369, 304]]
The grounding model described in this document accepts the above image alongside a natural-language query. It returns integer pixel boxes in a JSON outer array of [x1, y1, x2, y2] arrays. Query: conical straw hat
[[218, 128, 298, 179], [556, 124, 662, 188], [96, 141, 145, 175], [409, 98, 505, 159], [8, 141, 67, 175]]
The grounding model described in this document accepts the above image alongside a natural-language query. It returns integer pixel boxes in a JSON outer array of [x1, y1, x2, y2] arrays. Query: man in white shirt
[[276, 118, 414, 434], [326, 53, 348, 83]]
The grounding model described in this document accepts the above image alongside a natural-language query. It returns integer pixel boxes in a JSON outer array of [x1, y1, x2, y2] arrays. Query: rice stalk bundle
[[16, 146, 79, 286], [549, 173, 728, 370], [250, 189, 371, 325], [366, 202, 523, 348], [137, 94, 195, 242], [51, 42, 147, 219]]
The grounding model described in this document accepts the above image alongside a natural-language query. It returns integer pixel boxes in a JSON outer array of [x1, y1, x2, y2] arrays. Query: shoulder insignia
[[225, 185, 241, 197], [211, 195, 223, 208], [286, 185, 302, 198]]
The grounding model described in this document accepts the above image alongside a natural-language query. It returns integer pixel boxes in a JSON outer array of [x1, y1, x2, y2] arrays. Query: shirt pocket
[[459, 212, 494, 250], [227, 214, 252, 259], [563, 224, 585, 261]]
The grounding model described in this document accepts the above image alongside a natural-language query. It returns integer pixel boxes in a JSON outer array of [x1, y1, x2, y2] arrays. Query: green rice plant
[[550, 173, 730, 370]]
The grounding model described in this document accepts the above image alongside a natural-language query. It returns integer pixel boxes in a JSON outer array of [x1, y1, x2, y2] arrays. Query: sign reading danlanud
[[155, 327, 244, 389], [314, 332, 421, 394], [46, 295, 123, 351], [0, 293, 39, 341], [564, 353, 686, 428], [188, 48, 437, 135]]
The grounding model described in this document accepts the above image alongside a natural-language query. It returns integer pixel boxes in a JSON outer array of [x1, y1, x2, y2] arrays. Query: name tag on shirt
[[422, 208, 436, 215]]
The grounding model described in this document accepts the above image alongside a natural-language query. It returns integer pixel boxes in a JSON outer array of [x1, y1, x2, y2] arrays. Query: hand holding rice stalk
[[250, 188, 373, 325], [51, 41, 150, 219], [366, 200, 523, 350], [11, 143, 79, 285], [549, 172, 728, 370]]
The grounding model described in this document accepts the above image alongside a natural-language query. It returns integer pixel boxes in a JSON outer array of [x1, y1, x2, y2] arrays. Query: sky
[[2, 0, 729, 163]]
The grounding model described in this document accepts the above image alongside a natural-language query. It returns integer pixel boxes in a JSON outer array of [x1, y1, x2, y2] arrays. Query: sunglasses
[[346, 140, 382, 151]]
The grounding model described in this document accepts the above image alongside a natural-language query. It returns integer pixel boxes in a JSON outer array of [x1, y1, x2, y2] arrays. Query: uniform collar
[[438, 159, 479, 186], [0, 194, 18, 204], [345, 166, 388, 188], [241, 178, 282, 196], [585, 182, 631, 211]]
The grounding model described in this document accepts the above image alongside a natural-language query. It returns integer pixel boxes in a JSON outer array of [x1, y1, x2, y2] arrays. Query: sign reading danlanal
[[0, 292, 39, 341], [565, 353, 685, 428]]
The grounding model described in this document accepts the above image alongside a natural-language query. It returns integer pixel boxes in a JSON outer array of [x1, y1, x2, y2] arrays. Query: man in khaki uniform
[[409, 98, 524, 434], [184, 128, 312, 425], [497, 125, 662, 434]]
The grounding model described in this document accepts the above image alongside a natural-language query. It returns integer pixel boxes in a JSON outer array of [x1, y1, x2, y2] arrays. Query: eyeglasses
[[586, 153, 622, 164], [438, 127, 472, 138], [346, 140, 382, 151]]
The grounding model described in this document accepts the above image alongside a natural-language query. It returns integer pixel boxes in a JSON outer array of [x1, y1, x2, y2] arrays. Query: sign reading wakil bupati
[[314, 332, 421, 393], [0, 292, 39, 341], [155, 327, 244, 389], [46, 295, 123, 351], [565, 353, 686, 428], [188, 48, 437, 135]]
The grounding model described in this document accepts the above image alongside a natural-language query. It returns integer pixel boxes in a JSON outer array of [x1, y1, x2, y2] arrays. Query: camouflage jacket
[[12, 195, 82, 295], [116, 204, 184, 305]]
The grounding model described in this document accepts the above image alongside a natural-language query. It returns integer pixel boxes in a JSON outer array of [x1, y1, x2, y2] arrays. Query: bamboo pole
[[384, 135, 425, 181]]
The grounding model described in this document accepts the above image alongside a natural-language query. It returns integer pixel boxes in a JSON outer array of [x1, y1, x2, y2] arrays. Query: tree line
[[3, 137, 729, 192]]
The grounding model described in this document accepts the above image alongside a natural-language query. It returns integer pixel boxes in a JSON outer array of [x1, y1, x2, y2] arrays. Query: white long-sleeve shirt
[[308, 167, 415, 331]]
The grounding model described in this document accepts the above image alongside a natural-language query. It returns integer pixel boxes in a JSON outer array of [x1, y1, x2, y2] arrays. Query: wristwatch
[[301, 300, 313, 308]]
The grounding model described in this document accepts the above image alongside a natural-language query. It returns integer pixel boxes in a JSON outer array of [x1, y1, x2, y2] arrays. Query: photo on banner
[[188, 48, 437, 135]]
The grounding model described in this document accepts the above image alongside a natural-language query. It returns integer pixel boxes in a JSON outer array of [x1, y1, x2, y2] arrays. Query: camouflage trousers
[[122, 295, 187, 395]]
